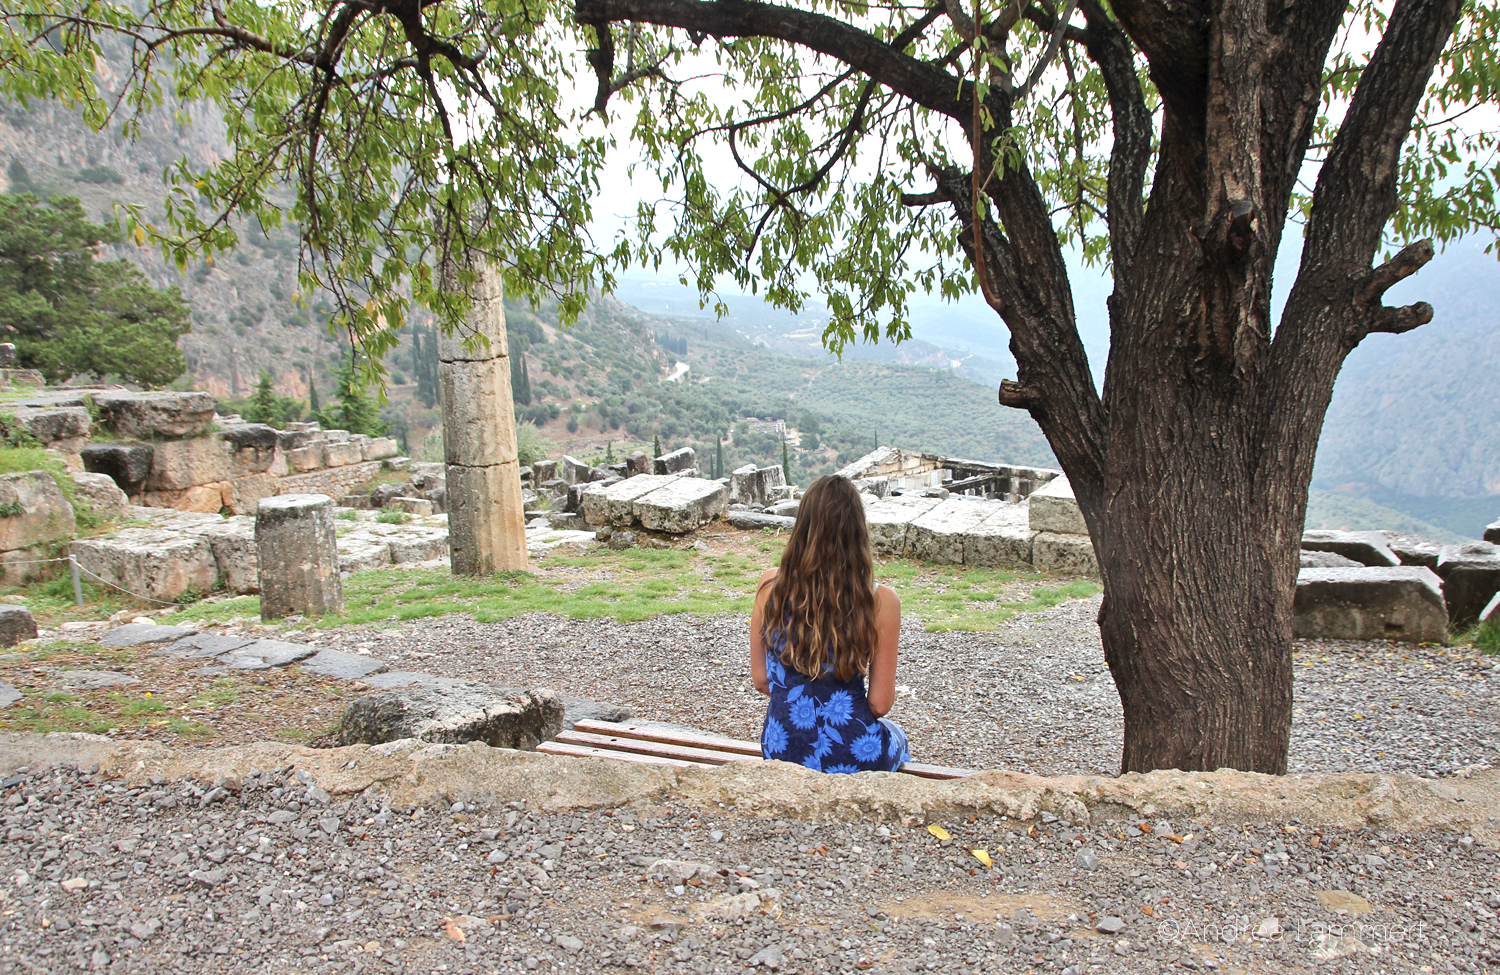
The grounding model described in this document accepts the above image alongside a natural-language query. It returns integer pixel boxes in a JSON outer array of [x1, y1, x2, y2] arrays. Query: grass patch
[[167, 718, 214, 736], [376, 508, 411, 524], [3, 575, 129, 628], [162, 596, 261, 626], [115, 694, 166, 718], [0, 701, 113, 735], [889, 565, 1101, 632], [1457, 620, 1500, 654], [336, 510, 359, 521], [192, 681, 238, 707]]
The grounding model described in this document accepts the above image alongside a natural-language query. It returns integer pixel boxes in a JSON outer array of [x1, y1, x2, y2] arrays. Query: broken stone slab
[[155, 634, 256, 659], [98, 624, 197, 648], [198, 518, 259, 594], [1482, 591, 1500, 627], [860, 495, 943, 560], [727, 511, 796, 531], [0, 471, 76, 554], [626, 452, 650, 476], [256, 495, 344, 620], [559, 455, 596, 485], [219, 473, 279, 517], [633, 478, 729, 533], [0, 681, 19, 708], [1435, 542, 1500, 627], [362, 438, 400, 462], [1028, 476, 1086, 535], [337, 534, 393, 573], [729, 464, 786, 506], [531, 460, 558, 483], [218, 424, 279, 452], [544, 511, 589, 532], [559, 695, 634, 730], [94, 391, 217, 440], [218, 640, 318, 670], [1486, 520, 1499, 545], [322, 442, 364, 468], [70, 531, 218, 603], [1032, 531, 1099, 575], [69, 472, 128, 519], [287, 446, 325, 473], [385, 525, 450, 565], [853, 476, 889, 498], [301, 649, 388, 680], [80, 443, 155, 495], [580, 474, 684, 527], [138, 483, 230, 514], [653, 447, 696, 476], [526, 527, 600, 553], [907, 498, 1000, 564], [0, 606, 37, 648], [391, 497, 434, 516], [56, 670, 139, 689], [1301, 550, 1363, 569], [1300, 530, 1400, 568], [8, 405, 90, 449], [768, 499, 800, 518], [1383, 532, 1444, 569], [1294, 566, 1448, 644], [963, 503, 1036, 568], [332, 685, 564, 750]]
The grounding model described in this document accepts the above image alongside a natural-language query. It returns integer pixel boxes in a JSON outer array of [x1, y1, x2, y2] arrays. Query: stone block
[[1032, 531, 1099, 575], [276, 429, 312, 451], [581, 474, 682, 527], [219, 423, 279, 451], [626, 452, 651, 476], [653, 447, 696, 476], [860, 495, 941, 560], [338, 533, 393, 572], [70, 532, 217, 603], [322, 442, 365, 468], [1300, 530, 1400, 568], [1294, 566, 1448, 644], [393, 497, 434, 516], [143, 436, 232, 492], [1383, 532, 1444, 569], [727, 511, 796, 531], [386, 526, 450, 565], [0, 471, 76, 553], [853, 476, 889, 498], [200, 518, 259, 594], [0, 606, 37, 647], [80, 442, 154, 495], [560, 455, 594, 485], [334, 685, 564, 750], [1481, 591, 1500, 627], [288, 445, 324, 473], [906, 499, 1001, 564], [256, 495, 343, 620], [1486, 520, 1500, 545], [69, 471, 128, 519], [219, 473, 280, 516], [322, 429, 351, 443], [98, 623, 197, 647], [140, 484, 228, 514], [1301, 550, 1362, 569], [963, 504, 1036, 568], [632, 478, 729, 534], [1028, 476, 1087, 535], [10, 406, 90, 448], [533, 460, 559, 483], [363, 437, 400, 462], [729, 464, 786, 506], [567, 475, 620, 514], [94, 390, 217, 440], [0, 547, 52, 586], [1435, 542, 1500, 627]]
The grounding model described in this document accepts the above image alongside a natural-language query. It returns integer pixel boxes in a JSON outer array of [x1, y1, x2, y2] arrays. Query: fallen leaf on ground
[[971, 849, 993, 869], [926, 825, 952, 841]]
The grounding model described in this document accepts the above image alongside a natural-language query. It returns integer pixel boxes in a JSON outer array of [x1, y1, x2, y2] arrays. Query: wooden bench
[[536, 719, 976, 779]]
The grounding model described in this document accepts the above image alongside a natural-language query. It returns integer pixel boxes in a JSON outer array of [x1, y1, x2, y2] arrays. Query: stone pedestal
[[255, 494, 343, 620], [438, 264, 528, 574]]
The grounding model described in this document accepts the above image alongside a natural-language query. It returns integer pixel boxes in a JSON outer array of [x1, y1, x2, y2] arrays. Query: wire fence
[[6, 555, 186, 608]]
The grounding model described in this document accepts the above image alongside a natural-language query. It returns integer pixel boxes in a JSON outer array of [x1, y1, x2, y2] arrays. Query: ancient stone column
[[438, 264, 529, 574], [255, 494, 343, 620]]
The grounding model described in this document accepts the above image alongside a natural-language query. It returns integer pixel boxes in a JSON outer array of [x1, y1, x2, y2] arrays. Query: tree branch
[[573, 0, 971, 121], [1074, 0, 1149, 270], [1108, 0, 1209, 123]]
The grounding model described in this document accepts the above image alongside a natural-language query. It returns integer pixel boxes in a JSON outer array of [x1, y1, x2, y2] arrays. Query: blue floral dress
[[761, 631, 911, 773]]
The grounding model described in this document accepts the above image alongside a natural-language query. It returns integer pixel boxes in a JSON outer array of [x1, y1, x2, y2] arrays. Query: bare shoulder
[[756, 567, 779, 592], [875, 581, 901, 611]]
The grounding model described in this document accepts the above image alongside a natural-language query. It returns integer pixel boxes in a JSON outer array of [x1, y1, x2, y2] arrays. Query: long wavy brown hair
[[759, 475, 879, 682]]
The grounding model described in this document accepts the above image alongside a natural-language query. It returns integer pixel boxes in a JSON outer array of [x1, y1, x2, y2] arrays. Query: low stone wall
[[836, 446, 1062, 501], [279, 460, 389, 500]]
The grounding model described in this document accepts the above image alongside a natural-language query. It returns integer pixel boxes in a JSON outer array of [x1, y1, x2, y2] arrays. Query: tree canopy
[[0, 193, 189, 385]]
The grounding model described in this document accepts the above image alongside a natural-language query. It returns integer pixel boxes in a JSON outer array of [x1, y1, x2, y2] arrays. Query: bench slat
[[572, 719, 763, 757], [536, 741, 708, 768], [568, 719, 977, 779], [556, 730, 763, 767]]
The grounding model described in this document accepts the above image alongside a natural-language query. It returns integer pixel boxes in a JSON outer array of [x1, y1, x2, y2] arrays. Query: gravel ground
[[0, 763, 1494, 975], [301, 596, 1500, 778]]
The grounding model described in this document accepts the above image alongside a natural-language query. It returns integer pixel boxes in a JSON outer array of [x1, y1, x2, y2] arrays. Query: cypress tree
[[715, 434, 724, 479], [653, 434, 662, 458], [307, 367, 322, 419], [781, 439, 790, 484]]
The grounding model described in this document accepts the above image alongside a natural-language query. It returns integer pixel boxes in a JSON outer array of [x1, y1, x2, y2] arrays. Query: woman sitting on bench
[[750, 474, 911, 773]]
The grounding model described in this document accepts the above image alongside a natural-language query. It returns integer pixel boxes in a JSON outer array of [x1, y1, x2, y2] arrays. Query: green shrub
[[515, 421, 553, 468], [376, 507, 410, 524]]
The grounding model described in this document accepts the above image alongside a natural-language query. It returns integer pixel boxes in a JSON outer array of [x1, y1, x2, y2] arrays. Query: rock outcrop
[[334, 685, 565, 750]]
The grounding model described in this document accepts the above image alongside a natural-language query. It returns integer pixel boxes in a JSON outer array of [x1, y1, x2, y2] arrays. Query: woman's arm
[[866, 584, 901, 717], [749, 568, 778, 696]]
